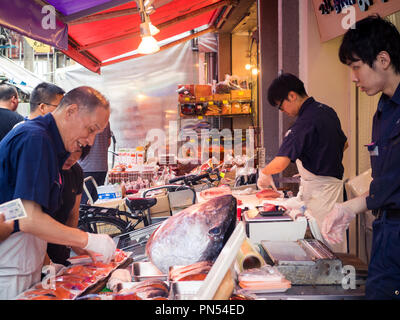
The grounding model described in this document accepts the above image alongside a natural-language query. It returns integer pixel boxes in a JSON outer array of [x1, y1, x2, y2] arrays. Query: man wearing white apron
[[0, 87, 117, 299], [257, 73, 348, 252]]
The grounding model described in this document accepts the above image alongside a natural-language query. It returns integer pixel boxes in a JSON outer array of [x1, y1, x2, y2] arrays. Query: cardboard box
[[213, 93, 231, 101], [230, 89, 251, 100], [194, 84, 212, 98]]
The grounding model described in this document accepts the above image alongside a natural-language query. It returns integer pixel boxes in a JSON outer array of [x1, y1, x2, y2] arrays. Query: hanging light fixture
[[137, 0, 160, 54]]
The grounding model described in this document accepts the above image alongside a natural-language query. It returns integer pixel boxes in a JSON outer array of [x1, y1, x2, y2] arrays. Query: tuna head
[[145, 194, 237, 273]]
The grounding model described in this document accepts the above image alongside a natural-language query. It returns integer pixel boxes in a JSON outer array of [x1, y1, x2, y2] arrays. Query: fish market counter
[[252, 284, 365, 300], [16, 192, 367, 300]]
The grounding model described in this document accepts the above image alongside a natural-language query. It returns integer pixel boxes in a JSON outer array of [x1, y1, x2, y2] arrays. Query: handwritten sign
[[312, 0, 400, 42]]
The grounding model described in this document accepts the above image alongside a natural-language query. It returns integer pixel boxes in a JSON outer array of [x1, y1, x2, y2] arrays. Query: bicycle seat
[[125, 197, 157, 212]]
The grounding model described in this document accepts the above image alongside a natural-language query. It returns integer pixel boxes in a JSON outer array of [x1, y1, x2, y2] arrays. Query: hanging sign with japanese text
[[312, 0, 400, 42]]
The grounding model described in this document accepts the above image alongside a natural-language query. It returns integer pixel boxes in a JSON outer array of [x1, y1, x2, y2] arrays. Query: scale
[[260, 239, 345, 285]]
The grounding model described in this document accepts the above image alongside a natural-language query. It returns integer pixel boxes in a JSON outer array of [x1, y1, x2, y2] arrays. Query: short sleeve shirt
[[0, 113, 69, 215], [277, 97, 347, 180], [0, 108, 24, 142], [366, 83, 400, 211]]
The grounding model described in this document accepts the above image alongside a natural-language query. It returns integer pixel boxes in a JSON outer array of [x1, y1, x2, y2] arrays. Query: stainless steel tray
[[131, 261, 167, 282], [169, 281, 204, 300]]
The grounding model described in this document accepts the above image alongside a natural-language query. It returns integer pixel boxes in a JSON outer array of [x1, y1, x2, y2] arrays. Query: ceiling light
[[136, 0, 160, 54], [137, 35, 160, 54]]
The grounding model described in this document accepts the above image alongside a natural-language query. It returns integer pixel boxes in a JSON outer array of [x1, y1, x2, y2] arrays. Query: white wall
[[299, 0, 356, 180]]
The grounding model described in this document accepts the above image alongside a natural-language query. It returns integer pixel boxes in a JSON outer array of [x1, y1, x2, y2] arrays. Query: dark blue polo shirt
[[366, 83, 400, 211], [0, 113, 69, 215], [277, 97, 347, 180]]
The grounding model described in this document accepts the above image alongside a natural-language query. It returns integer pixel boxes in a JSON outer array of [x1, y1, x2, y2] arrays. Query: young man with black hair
[[28, 82, 65, 119], [46, 145, 91, 266], [258, 73, 348, 252], [0, 83, 23, 141], [322, 15, 400, 300]]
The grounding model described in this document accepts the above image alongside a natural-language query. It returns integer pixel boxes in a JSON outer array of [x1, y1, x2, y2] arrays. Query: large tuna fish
[[145, 195, 237, 273]]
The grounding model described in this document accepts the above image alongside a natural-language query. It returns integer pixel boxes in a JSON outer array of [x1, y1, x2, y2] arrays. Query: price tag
[[0, 198, 28, 222]]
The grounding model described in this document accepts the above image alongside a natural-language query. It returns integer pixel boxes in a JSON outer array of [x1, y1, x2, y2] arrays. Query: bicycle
[[78, 168, 223, 235], [167, 167, 223, 190], [78, 197, 158, 236]]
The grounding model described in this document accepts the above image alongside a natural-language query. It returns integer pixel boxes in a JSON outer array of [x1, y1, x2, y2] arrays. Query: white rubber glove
[[257, 171, 277, 191], [321, 204, 355, 244], [322, 196, 368, 243], [83, 233, 117, 264]]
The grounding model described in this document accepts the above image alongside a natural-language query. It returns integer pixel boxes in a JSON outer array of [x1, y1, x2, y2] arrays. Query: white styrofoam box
[[97, 184, 122, 200], [244, 216, 308, 244]]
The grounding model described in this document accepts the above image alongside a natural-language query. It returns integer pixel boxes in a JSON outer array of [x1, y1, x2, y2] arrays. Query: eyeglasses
[[40, 102, 59, 108], [276, 99, 285, 111]]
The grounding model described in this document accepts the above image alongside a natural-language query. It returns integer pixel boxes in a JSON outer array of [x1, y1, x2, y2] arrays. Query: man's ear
[[65, 104, 78, 117], [377, 51, 391, 70], [287, 91, 297, 102], [38, 103, 46, 115]]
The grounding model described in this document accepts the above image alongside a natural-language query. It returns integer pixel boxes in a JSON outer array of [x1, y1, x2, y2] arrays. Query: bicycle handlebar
[[168, 169, 220, 185]]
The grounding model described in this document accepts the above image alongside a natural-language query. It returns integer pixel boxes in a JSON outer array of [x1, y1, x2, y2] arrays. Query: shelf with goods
[[177, 84, 257, 166]]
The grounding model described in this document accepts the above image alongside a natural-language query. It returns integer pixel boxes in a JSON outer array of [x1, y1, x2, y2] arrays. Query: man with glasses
[[28, 82, 65, 119], [0, 86, 116, 299], [257, 73, 348, 252]]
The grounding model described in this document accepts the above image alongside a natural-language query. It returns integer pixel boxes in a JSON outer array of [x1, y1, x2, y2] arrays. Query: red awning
[[43, 0, 234, 73]]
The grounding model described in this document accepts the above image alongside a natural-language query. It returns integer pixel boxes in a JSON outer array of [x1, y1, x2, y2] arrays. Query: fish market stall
[[16, 191, 366, 300]]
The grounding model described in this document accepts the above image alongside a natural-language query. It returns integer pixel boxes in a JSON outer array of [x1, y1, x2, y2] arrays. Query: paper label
[[0, 198, 28, 222]]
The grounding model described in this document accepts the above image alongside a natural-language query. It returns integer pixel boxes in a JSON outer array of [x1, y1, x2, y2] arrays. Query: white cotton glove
[[322, 204, 356, 244], [83, 233, 117, 264], [257, 171, 277, 191]]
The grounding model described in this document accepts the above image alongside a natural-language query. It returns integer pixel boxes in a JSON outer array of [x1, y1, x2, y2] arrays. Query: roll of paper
[[236, 238, 266, 272]]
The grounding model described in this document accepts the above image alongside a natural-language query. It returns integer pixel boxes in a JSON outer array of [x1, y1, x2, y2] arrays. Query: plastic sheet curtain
[[0, 55, 45, 93], [55, 40, 198, 149]]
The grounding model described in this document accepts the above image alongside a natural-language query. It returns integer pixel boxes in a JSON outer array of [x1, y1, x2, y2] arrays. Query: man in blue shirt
[[257, 73, 348, 252], [322, 15, 400, 300], [0, 86, 116, 299]]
